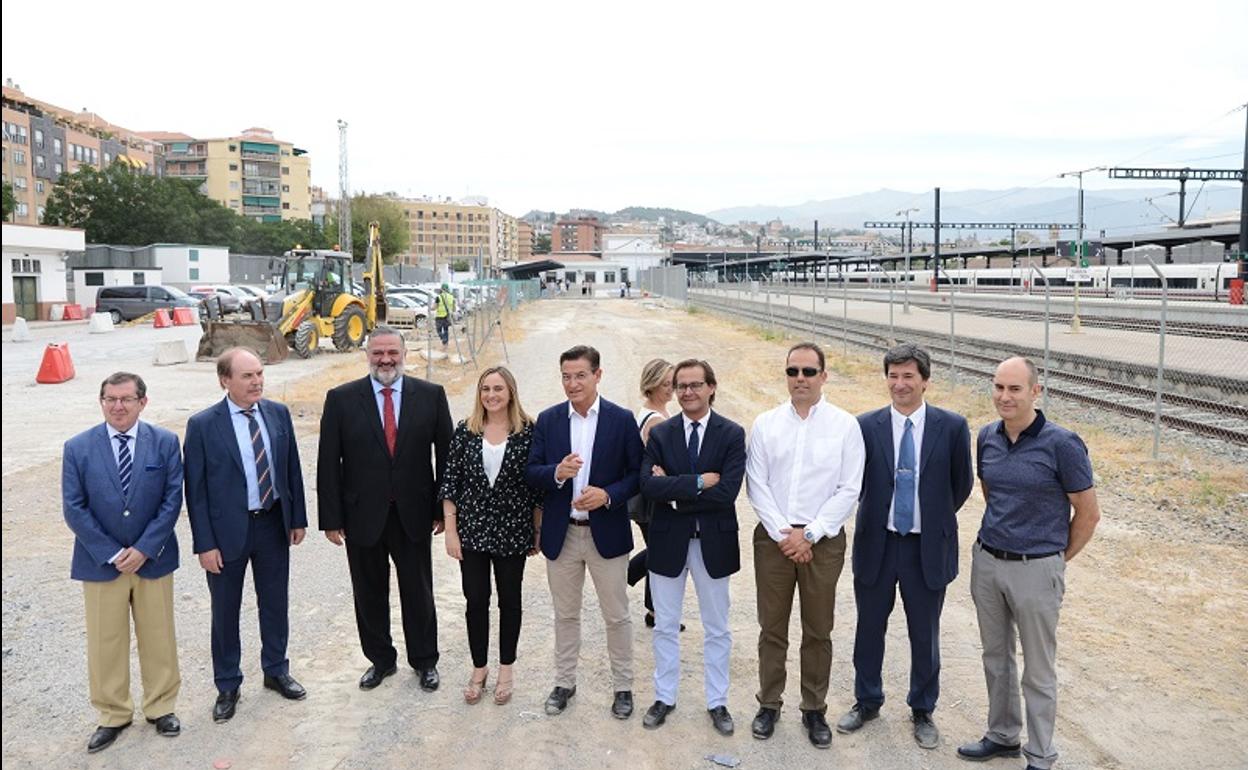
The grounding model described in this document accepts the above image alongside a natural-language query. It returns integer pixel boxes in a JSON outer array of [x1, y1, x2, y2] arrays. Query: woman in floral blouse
[[440, 366, 542, 706]]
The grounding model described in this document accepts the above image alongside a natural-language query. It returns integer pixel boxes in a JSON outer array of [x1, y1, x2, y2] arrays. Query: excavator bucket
[[196, 318, 290, 364]]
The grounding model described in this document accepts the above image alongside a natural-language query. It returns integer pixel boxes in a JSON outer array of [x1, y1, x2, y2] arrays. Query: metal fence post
[[842, 272, 849, 355], [1030, 264, 1051, 412], [948, 285, 957, 382], [887, 270, 895, 342], [810, 287, 816, 338], [766, 285, 773, 335], [1146, 257, 1168, 459]]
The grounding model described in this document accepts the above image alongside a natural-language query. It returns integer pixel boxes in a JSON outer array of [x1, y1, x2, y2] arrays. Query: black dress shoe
[[213, 690, 240, 723], [263, 673, 307, 700], [751, 707, 779, 740], [359, 664, 398, 690], [147, 713, 180, 737], [802, 710, 833, 749], [642, 700, 675, 729], [417, 667, 440, 692], [912, 710, 939, 749], [836, 702, 880, 734], [956, 736, 1022, 761], [612, 690, 634, 719], [644, 612, 686, 632], [544, 685, 576, 715], [708, 705, 734, 736], [87, 722, 130, 753]]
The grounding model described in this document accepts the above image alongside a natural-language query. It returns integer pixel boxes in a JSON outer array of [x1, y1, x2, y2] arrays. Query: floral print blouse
[[439, 420, 542, 557]]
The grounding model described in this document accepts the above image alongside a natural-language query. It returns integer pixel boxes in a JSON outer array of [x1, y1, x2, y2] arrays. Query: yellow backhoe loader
[[197, 221, 388, 362]]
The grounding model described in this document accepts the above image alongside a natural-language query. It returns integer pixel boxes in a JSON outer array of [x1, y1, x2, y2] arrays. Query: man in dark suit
[[184, 348, 310, 723], [638, 359, 746, 736], [318, 326, 454, 692], [526, 345, 643, 719], [836, 343, 973, 749], [63, 372, 183, 753]]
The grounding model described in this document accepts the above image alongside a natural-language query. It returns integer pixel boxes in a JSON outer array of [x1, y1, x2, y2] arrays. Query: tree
[[2, 182, 15, 221], [534, 233, 552, 254], [325, 194, 410, 262], [450, 259, 471, 272]]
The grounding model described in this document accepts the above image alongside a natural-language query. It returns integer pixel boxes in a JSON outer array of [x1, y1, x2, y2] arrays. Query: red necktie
[[382, 387, 397, 456]]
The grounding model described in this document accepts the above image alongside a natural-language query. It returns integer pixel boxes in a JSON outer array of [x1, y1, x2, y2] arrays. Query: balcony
[[240, 151, 280, 162], [243, 182, 280, 196]]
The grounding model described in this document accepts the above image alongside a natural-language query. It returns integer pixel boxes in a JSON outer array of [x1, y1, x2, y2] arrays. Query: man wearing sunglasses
[[745, 342, 865, 748], [836, 344, 973, 750]]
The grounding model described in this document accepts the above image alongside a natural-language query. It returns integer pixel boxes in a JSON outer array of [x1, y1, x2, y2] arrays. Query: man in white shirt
[[746, 342, 865, 748]]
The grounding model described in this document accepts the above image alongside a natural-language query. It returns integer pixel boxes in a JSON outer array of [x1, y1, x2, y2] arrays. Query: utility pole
[[1240, 104, 1247, 275], [337, 119, 352, 256], [1058, 166, 1103, 332], [897, 207, 919, 313], [933, 188, 941, 290]]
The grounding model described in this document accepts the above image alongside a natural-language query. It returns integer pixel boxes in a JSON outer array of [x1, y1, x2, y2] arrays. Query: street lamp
[[1057, 166, 1104, 333], [896, 207, 919, 313]]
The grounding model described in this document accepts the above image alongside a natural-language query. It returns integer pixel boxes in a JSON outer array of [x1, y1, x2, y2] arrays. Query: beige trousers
[[83, 572, 180, 726], [546, 525, 634, 690]]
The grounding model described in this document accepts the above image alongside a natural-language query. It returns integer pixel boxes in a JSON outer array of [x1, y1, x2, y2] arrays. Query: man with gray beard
[[318, 327, 454, 692]]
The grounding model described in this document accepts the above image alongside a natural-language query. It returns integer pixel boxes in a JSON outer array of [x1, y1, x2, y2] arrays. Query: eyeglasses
[[785, 366, 821, 378], [674, 381, 706, 392], [101, 396, 141, 406]]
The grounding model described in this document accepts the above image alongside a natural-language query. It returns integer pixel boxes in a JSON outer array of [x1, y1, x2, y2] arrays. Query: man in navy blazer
[[638, 359, 746, 736], [526, 345, 643, 719], [837, 344, 973, 748], [184, 348, 309, 724], [63, 372, 183, 753]]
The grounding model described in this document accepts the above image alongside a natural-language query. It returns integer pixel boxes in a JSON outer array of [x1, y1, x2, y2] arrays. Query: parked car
[[385, 293, 428, 330], [189, 285, 242, 315], [95, 285, 202, 324], [234, 285, 270, 303]]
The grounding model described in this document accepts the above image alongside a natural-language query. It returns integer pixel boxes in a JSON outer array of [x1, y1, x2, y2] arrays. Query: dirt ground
[[2, 298, 1244, 769]]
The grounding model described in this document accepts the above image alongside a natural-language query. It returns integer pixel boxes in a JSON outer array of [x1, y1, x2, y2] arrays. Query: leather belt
[[249, 502, 277, 518], [568, 517, 591, 527], [977, 538, 1060, 562]]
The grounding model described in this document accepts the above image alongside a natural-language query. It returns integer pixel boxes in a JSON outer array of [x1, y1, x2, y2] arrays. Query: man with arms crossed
[[746, 342, 865, 748], [958, 356, 1100, 770]]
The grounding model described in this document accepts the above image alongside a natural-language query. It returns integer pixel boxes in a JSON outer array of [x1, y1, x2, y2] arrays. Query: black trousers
[[345, 506, 439, 671], [628, 523, 654, 614], [460, 549, 526, 668]]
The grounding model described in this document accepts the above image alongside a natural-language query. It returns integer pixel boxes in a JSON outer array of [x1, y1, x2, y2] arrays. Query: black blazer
[[317, 375, 454, 547], [852, 404, 973, 591], [639, 411, 746, 580]]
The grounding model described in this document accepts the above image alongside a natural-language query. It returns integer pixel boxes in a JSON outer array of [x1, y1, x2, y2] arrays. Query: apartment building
[[517, 220, 534, 262], [141, 127, 312, 223], [396, 196, 519, 275], [552, 216, 603, 253], [2, 81, 163, 226]]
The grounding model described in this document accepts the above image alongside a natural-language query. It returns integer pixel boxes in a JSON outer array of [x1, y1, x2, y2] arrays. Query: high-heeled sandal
[[463, 669, 489, 705], [493, 670, 514, 705]]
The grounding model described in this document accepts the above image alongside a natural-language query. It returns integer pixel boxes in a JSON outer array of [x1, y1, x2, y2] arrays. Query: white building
[[71, 266, 164, 310], [149, 244, 229, 286], [602, 232, 667, 283], [2, 223, 78, 322]]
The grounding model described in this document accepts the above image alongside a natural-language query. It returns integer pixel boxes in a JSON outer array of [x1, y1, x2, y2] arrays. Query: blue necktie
[[895, 418, 915, 534], [241, 408, 274, 509], [115, 434, 132, 499], [688, 420, 701, 472]]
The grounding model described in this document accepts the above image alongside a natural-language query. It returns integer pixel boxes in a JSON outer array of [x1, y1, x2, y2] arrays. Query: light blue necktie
[[895, 418, 915, 534]]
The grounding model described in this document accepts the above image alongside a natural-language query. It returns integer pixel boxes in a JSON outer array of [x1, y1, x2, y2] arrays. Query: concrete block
[[49, 304, 66, 321], [88, 312, 115, 334], [153, 339, 190, 366], [12, 317, 31, 342]]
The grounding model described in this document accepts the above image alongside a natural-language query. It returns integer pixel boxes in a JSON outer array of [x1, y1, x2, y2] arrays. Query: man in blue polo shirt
[[958, 357, 1100, 770]]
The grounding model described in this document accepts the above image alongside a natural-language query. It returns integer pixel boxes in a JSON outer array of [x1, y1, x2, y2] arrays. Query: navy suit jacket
[[184, 397, 308, 562], [526, 397, 642, 560], [852, 404, 973, 591], [639, 411, 746, 580], [62, 421, 182, 582]]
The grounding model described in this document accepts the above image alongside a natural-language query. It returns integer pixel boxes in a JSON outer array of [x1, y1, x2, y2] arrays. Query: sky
[[2, 0, 1245, 218]]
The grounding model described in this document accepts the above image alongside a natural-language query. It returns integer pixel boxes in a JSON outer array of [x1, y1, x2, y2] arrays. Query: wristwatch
[[803, 528, 816, 543], [696, 475, 705, 492]]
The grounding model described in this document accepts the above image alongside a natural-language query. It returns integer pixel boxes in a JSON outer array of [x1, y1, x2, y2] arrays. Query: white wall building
[[602, 232, 667, 282], [150, 244, 229, 286], [2, 223, 78, 322], [71, 267, 164, 310]]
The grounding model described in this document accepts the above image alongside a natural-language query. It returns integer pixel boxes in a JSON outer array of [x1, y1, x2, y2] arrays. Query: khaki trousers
[[83, 572, 180, 726], [754, 523, 846, 712], [546, 525, 634, 690]]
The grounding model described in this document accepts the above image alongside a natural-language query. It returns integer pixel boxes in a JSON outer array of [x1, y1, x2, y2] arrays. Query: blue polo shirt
[[976, 411, 1094, 555]]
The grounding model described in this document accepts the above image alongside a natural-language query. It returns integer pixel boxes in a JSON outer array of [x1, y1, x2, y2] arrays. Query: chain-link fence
[[687, 265, 1248, 454], [413, 278, 541, 380], [638, 265, 688, 303]]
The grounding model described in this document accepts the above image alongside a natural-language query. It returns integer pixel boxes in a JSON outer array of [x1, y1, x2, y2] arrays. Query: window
[[35, 180, 43, 194], [281, 184, 290, 192], [54, 162, 63, 176], [189, 249, 200, 262], [189, 268, 200, 280], [11, 258, 41, 273], [604, 272, 616, 284], [133, 272, 146, 285], [229, 181, 239, 190], [36, 206, 45, 222], [281, 166, 289, 175], [103, 152, 111, 165], [53, 138, 63, 155], [14, 150, 24, 164], [282, 202, 290, 209], [85, 272, 104, 286], [229, 163, 238, 171], [13, 176, 27, 189], [34, 129, 44, 147], [35, 155, 45, 170], [229, 144, 237, 152]]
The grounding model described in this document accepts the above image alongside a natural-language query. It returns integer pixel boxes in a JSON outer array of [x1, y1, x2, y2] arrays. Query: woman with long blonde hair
[[440, 366, 542, 706]]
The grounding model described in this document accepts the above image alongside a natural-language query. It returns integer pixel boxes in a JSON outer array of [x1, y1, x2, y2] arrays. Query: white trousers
[[650, 539, 731, 708]]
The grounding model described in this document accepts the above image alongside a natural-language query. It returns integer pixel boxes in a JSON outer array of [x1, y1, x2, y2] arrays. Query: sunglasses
[[785, 366, 821, 378]]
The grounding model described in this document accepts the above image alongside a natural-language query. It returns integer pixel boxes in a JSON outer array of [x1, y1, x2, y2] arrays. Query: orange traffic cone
[[154, 308, 173, 327], [36, 343, 76, 384], [171, 307, 197, 326]]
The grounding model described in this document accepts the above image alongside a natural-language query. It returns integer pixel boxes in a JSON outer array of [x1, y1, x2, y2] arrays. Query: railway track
[[691, 293, 1248, 446], [712, 286, 1248, 342]]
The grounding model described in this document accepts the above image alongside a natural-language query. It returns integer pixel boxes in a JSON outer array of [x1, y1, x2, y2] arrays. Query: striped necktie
[[241, 408, 274, 509], [115, 433, 132, 499]]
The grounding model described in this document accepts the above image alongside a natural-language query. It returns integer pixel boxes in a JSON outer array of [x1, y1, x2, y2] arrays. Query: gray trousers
[[970, 541, 1066, 770]]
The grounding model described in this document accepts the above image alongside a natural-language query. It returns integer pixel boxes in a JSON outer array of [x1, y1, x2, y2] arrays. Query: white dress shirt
[[227, 396, 278, 511], [746, 397, 865, 543], [482, 437, 507, 487], [566, 396, 600, 519], [888, 401, 926, 533], [682, 410, 708, 460], [370, 376, 402, 429]]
